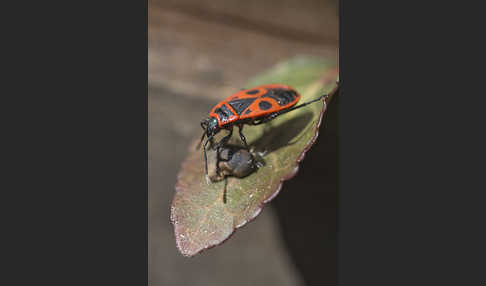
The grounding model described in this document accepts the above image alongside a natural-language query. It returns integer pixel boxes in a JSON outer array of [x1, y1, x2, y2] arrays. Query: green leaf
[[171, 56, 338, 257]]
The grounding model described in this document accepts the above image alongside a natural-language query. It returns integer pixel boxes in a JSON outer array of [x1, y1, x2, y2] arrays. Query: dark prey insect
[[197, 84, 327, 178]]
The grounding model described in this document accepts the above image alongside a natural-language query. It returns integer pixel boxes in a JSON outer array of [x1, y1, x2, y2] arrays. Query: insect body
[[198, 84, 327, 177]]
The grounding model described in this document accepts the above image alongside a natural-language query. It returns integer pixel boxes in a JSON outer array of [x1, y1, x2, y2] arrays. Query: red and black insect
[[198, 84, 327, 176]]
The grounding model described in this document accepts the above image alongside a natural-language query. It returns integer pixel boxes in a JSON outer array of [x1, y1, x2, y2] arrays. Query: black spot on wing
[[246, 89, 259, 95], [262, 88, 297, 106], [259, 101, 272, 110], [244, 109, 252, 115], [228, 98, 257, 115]]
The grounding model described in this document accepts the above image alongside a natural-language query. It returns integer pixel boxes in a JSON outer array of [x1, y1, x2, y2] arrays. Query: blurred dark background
[[149, 0, 338, 285]]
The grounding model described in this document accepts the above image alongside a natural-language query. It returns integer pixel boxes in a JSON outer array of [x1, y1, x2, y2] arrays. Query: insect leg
[[252, 113, 280, 125], [237, 124, 250, 151], [238, 124, 257, 166], [278, 94, 328, 115], [252, 94, 328, 125], [214, 127, 233, 149]]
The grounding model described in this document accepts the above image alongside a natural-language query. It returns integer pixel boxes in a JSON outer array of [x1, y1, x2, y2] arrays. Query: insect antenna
[[197, 119, 209, 150], [196, 130, 206, 150], [202, 135, 213, 176]]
